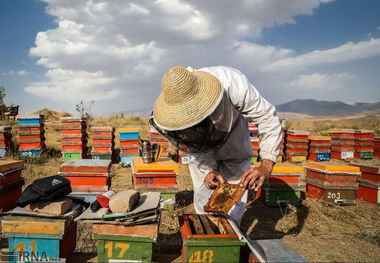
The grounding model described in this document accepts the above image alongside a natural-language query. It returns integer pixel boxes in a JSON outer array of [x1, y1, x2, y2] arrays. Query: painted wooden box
[[62, 152, 83, 161], [119, 128, 140, 139], [306, 181, 357, 205], [349, 163, 380, 184], [1, 216, 76, 262], [309, 152, 330, 161], [179, 214, 245, 263], [331, 150, 354, 160], [92, 223, 158, 262], [354, 151, 373, 159], [19, 149, 42, 157], [132, 157, 178, 190], [356, 180, 380, 204], [286, 155, 307, 162]]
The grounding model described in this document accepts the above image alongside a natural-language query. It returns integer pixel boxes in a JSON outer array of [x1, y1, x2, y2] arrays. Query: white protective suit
[[186, 66, 283, 225]]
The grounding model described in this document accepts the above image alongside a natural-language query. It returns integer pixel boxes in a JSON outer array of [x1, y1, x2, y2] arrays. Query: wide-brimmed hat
[[153, 66, 223, 131]]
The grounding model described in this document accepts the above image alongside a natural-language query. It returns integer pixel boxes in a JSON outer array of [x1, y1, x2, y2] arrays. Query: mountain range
[[276, 99, 380, 116]]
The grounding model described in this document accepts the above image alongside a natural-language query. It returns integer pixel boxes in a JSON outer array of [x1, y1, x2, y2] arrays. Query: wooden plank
[[199, 215, 214, 235], [92, 223, 158, 239], [305, 161, 360, 173], [2, 216, 67, 236], [192, 215, 204, 235]]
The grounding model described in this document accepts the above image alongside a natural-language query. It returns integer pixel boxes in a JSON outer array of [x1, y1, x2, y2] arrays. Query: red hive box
[[0, 126, 13, 157], [349, 163, 380, 204], [0, 160, 25, 212], [305, 162, 360, 205], [308, 135, 331, 162], [59, 159, 112, 192]]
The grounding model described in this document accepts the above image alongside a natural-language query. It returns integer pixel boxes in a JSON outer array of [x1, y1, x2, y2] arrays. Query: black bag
[[17, 175, 72, 207]]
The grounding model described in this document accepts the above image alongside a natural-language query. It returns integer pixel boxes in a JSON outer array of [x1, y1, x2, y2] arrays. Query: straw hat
[[153, 66, 223, 131]]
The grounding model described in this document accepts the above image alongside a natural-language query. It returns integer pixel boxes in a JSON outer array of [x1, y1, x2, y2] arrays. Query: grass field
[[1, 110, 379, 262]]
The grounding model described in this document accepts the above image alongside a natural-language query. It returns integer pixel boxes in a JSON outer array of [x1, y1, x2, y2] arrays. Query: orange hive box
[[132, 156, 178, 190]]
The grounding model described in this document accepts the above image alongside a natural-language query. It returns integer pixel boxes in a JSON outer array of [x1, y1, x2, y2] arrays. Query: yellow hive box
[[0, 160, 24, 173], [1, 216, 68, 236], [132, 156, 179, 173], [305, 161, 360, 173], [253, 162, 304, 173], [118, 128, 140, 133], [308, 136, 331, 140]]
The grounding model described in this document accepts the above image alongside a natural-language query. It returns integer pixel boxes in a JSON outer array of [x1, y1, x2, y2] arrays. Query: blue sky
[[1, 0, 380, 115]]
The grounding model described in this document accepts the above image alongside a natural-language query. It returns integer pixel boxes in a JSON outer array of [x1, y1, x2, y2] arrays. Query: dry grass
[[1, 110, 380, 262]]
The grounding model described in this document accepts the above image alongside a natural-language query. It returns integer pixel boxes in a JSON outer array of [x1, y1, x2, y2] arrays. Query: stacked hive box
[[278, 117, 286, 162], [61, 117, 88, 161], [305, 162, 360, 205], [375, 137, 380, 158], [285, 130, 310, 162], [17, 114, 45, 157], [179, 214, 245, 263], [59, 159, 112, 192], [148, 126, 170, 158], [132, 156, 179, 200], [251, 137, 260, 163], [0, 160, 25, 212], [329, 129, 355, 160], [254, 163, 303, 206], [308, 136, 331, 162], [248, 123, 259, 163], [91, 126, 115, 161], [119, 128, 140, 166], [354, 130, 374, 160], [0, 126, 12, 157], [350, 163, 380, 204]]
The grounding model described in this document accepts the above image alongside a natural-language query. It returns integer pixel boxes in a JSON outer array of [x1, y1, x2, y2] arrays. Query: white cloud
[[377, 26, 380, 31], [288, 73, 356, 90], [26, 0, 332, 107], [3, 70, 29, 76], [263, 38, 380, 72]]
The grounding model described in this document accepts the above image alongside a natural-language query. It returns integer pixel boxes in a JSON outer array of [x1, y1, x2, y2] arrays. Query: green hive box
[[262, 187, 302, 207], [180, 214, 245, 263], [62, 152, 82, 161], [92, 223, 157, 262]]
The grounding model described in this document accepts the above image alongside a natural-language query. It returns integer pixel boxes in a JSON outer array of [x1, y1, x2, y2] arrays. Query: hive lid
[[60, 159, 111, 173], [118, 128, 140, 133], [60, 116, 87, 122], [204, 184, 246, 214], [308, 136, 331, 140], [132, 157, 179, 173], [90, 126, 113, 131], [305, 161, 360, 173], [254, 163, 304, 174], [16, 114, 43, 120], [329, 129, 355, 134], [354, 129, 374, 134], [0, 160, 25, 173], [286, 130, 310, 136], [349, 162, 380, 174]]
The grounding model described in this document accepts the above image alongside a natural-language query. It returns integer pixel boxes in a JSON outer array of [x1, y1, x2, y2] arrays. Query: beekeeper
[[150, 66, 282, 224]]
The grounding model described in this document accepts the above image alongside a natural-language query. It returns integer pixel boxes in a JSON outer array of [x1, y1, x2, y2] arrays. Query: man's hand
[[240, 159, 274, 191], [204, 170, 225, 189]]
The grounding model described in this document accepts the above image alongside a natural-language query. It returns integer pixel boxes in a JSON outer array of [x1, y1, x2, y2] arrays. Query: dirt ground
[[1, 114, 380, 262]]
